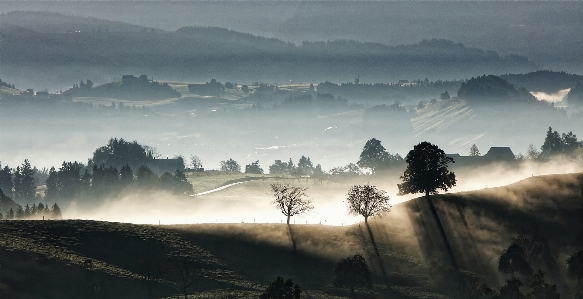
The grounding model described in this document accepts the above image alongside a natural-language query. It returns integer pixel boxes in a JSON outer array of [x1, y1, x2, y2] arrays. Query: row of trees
[[45, 162, 194, 202], [0, 159, 37, 202], [268, 141, 454, 225], [0, 200, 61, 220], [219, 156, 328, 180]]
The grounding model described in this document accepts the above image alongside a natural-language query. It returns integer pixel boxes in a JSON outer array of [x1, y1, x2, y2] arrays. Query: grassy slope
[[0, 173, 582, 298]]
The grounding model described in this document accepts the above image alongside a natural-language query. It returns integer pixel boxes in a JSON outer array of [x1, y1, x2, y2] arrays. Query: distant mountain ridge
[[1, 11, 538, 90], [1, 11, 161, 33]]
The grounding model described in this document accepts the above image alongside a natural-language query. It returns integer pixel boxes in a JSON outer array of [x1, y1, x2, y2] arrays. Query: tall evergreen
[[0, 165, 13, 198], [44, 167, 59, 201], [12, 166, 22, 201], [540, 127, 563, 157], [119, 164, 134, 188], [57, 161, 83, 201], [15, 205, 24, 219], [13, 160, 37, 202], [51, 203, 62, 219], [24, 204, 31, 217]]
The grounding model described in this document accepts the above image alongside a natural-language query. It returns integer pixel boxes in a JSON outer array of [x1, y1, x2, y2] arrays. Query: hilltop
[[0, 173, 581, 298]]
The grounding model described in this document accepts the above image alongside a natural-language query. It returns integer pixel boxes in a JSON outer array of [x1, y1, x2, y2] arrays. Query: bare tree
[[270, 183, 313, 225], [190, 155, 202, 169], [346, 184, 391, 224]]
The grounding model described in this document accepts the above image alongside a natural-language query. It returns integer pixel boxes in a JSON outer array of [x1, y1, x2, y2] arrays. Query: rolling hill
[[0, 173, 581, 298]]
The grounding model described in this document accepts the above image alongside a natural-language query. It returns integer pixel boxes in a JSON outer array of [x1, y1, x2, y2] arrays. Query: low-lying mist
[[531, 88, 570, 104], [62, 157, 582, 226]]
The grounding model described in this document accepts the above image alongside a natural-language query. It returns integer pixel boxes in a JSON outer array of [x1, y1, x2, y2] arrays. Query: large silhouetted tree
[[397, 142, 456, 197], [270, 183, 313, 225], [333, 254, 372, 297], [346, 184, 391, 225]]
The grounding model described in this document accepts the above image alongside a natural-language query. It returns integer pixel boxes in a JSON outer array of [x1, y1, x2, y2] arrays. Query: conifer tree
[[45, 167, 59, 201], [0, 165, 13, 198], [24, 204, 31, 218], [51, 203, 62, 219]]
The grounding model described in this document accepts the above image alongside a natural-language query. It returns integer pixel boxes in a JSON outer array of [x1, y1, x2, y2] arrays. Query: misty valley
[[1, 6, 583, 299]]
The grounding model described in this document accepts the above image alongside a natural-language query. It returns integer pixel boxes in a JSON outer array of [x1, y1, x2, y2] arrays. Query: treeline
[[317, 79, 463, 102], [0, 159, 38, 202], [44, 162, 193, 204], [220, 139, 403, 181], [0, 198, 61, 220], [0, 78, 15, 89], [63, 75, 180, 100]]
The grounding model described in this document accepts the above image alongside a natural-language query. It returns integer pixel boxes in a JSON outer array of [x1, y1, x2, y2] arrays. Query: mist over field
[[1, 3, 583, 299]]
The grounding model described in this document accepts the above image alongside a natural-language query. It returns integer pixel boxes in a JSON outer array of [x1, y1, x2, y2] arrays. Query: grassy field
[[0, 173, 582, 298]]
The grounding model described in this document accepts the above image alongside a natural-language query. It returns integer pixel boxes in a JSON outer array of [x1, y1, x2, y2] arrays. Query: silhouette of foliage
[[92, 138, 156, 171], [346, 184, 391, 224], [526, 270, 560, 299], [0, 165, 13, 198], [566, 250, 583, 281], [220, 158, 241, 172], [269, 159, 295, 176], [357, 138, 389, 175], [260, 276, 301, 299], [13, 159, 36, 202], [498, 278, 525, 299], [498, 244, 533, 278], [540, 127, 579, 158], [333, 254, 372, 297], [296, 156, 314, 176], [312, 164, 327, 184], [470, 144, 481, 156], [270, 183, 313, 225], [397, 142, 456, 197], [245, 160, 264, 174], [189, 155, 203, 169]]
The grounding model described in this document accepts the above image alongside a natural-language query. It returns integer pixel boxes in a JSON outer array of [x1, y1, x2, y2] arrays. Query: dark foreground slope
[[0, 173, 582, 298]]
